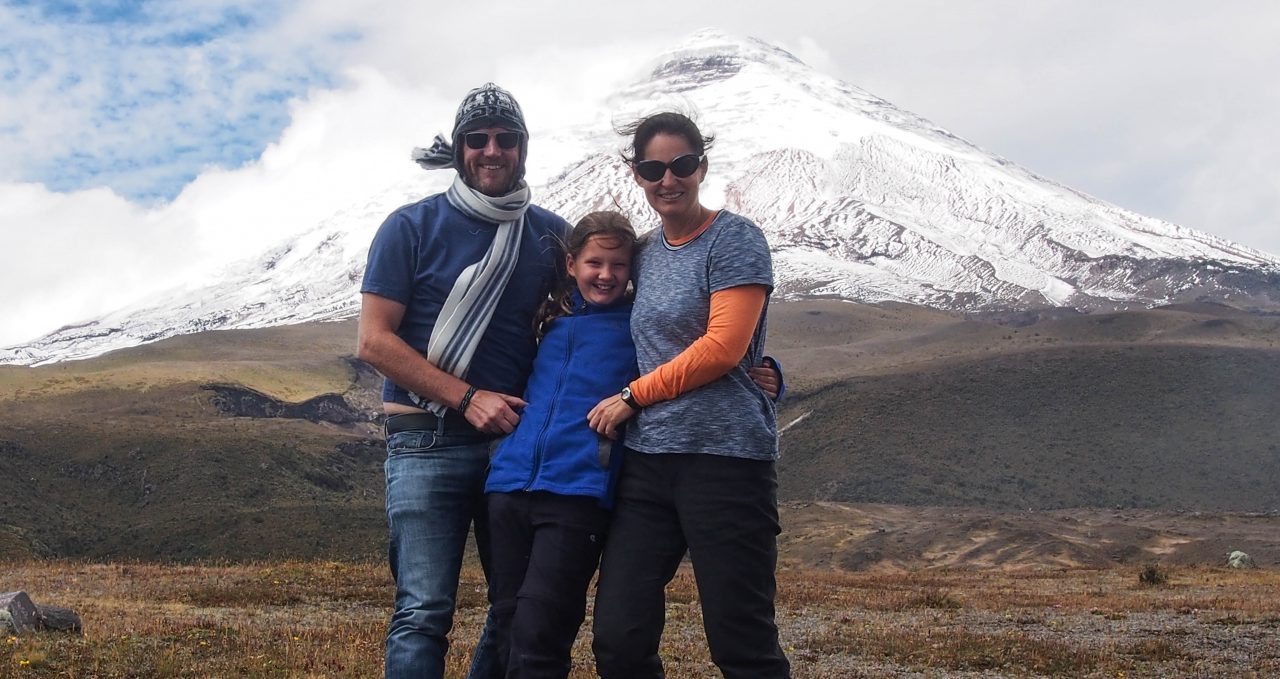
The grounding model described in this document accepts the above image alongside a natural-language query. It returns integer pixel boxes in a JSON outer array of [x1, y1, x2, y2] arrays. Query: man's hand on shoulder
[[749, 356, 784, 401], [463, 390, 527, 435]]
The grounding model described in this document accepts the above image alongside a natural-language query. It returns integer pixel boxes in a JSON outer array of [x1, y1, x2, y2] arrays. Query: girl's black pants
[[487, 490, 609, 679]]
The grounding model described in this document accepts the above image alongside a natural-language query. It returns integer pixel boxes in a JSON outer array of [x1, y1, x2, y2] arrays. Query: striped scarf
[[411, 134, 454, 171], [408, 173, 531, 414]]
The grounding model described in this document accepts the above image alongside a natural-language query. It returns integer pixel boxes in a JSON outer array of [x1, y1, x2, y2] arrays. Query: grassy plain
[[4, 301, 1279, 676], [4, 560, 1279, 678]]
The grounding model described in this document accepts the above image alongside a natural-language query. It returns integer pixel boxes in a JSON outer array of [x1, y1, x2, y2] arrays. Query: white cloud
[[0, 66, 456, 346], [0, 1, 347, 198], [1179, 128, 1280, 255], [784, 36, 836, 76], [0, 183, 186, 345], [167, 67, 453, 261], [794, 1, 1280, 255]]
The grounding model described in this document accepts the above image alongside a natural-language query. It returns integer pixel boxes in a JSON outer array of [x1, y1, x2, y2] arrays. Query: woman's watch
[[620, 386, 641, 410]]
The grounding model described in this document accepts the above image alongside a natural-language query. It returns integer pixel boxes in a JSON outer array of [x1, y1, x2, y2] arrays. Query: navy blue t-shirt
[[361, 193, 568, 406]]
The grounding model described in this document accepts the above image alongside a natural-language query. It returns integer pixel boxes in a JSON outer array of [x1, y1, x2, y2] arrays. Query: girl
[[483, 211, 639, 678]]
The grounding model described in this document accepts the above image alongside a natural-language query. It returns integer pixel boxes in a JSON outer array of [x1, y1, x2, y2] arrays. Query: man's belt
[[384, 410, 478, 436]]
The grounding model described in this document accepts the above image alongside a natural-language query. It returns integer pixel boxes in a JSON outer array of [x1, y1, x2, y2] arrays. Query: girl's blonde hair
[[536, 211, 637, 339]]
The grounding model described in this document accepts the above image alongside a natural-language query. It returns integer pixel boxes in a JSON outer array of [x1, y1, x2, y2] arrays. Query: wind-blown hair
[[617, 111, 715, 164]]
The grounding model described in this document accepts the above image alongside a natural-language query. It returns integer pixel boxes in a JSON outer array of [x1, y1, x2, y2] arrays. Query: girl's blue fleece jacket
[[485, 291, 639, 504]]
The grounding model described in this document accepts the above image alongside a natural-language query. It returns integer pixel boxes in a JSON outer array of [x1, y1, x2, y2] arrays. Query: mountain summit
[[5, 29, 1278, 365]]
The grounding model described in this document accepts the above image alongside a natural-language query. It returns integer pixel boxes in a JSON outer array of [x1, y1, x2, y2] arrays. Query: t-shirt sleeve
[[708, 219, 773, 294], [361, 211, 417, 305]]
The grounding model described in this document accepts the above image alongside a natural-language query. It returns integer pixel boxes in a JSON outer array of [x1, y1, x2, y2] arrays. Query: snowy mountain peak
[[4, 29, 1278, 366], [642, 28, 807, 89]]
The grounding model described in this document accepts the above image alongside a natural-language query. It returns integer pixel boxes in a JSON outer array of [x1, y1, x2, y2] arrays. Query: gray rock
[[0, 592, 83, 635], [1227, 550, 1257, 569], [0, 591, 38, 635], [36, 604, 83, 633]]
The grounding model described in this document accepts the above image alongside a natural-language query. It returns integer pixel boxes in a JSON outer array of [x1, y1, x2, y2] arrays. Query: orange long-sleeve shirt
[[627, 211, 768, 406]]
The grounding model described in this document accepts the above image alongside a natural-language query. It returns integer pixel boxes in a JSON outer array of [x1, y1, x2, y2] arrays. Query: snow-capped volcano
[[4, 29, 1277, 365]]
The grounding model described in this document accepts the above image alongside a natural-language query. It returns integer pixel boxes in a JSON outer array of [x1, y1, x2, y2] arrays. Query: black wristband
[[458, 385, 477, 414], [620, 386, 641, 410]]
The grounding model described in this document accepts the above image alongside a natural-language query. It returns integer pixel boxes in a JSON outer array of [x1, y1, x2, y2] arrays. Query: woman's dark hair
[[618, 111, 715, 164], [535, 211, 637, 339]]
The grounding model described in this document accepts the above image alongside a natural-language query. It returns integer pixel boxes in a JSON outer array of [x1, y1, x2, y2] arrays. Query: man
[[357, 83, 567, 679]]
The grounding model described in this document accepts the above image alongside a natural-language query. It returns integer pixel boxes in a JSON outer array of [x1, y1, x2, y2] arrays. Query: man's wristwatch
[[620, 386, 641, 410]]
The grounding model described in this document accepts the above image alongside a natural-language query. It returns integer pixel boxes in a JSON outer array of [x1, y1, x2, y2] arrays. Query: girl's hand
[[588, 394, 637, 440]]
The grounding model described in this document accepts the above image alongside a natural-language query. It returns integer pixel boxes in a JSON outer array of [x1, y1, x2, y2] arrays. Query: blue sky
[[1, 0, 1278, 346], [2, 0, 343, 202]]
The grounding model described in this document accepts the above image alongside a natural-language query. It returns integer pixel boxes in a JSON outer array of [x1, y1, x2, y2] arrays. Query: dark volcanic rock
[[36, 604, 82, 633], [337, 439, 385, 461], [651, 54, 744, 91], [1, 591, 38, 634], [202, 384, 370, 424]]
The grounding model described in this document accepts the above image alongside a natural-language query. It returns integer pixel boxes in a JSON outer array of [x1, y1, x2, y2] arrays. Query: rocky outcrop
[[0, 591, 37, 634], [202, 384, 373, 424], [1, 591, 81, 635]]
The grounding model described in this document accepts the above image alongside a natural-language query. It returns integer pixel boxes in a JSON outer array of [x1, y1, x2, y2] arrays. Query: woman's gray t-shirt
[[626, 210, 778, 460]]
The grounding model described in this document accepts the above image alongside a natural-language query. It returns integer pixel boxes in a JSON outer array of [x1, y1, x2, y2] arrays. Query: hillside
[[0, 323, 385, 562], [1, 301, 1278, 564], [768, 301, 1280, 511]]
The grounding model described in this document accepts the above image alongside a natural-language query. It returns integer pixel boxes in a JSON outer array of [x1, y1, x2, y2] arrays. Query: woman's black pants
[[591, 450, 791, 679]]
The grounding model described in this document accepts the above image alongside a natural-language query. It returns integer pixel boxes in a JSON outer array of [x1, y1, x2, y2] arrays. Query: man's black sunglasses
[[463, 131, 522, 150], [634, 154, 704, 182]]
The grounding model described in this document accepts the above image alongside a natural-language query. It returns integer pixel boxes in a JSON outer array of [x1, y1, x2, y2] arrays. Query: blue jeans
[[384, 428, 503, 679]]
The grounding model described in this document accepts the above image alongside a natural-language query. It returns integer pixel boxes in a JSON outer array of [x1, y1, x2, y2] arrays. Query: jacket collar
[[569, 287, 629, 314]]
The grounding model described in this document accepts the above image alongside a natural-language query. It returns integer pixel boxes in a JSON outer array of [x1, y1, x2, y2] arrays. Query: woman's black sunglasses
[[463, 131, 522, 150], [634, 154, 704, 182]]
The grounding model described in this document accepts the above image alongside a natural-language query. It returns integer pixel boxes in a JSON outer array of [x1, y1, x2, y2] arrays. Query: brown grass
[[4, 561, 1280, 677]]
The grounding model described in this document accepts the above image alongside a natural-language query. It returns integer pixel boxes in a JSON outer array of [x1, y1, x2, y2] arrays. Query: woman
[[587, 112, 790, 678]]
